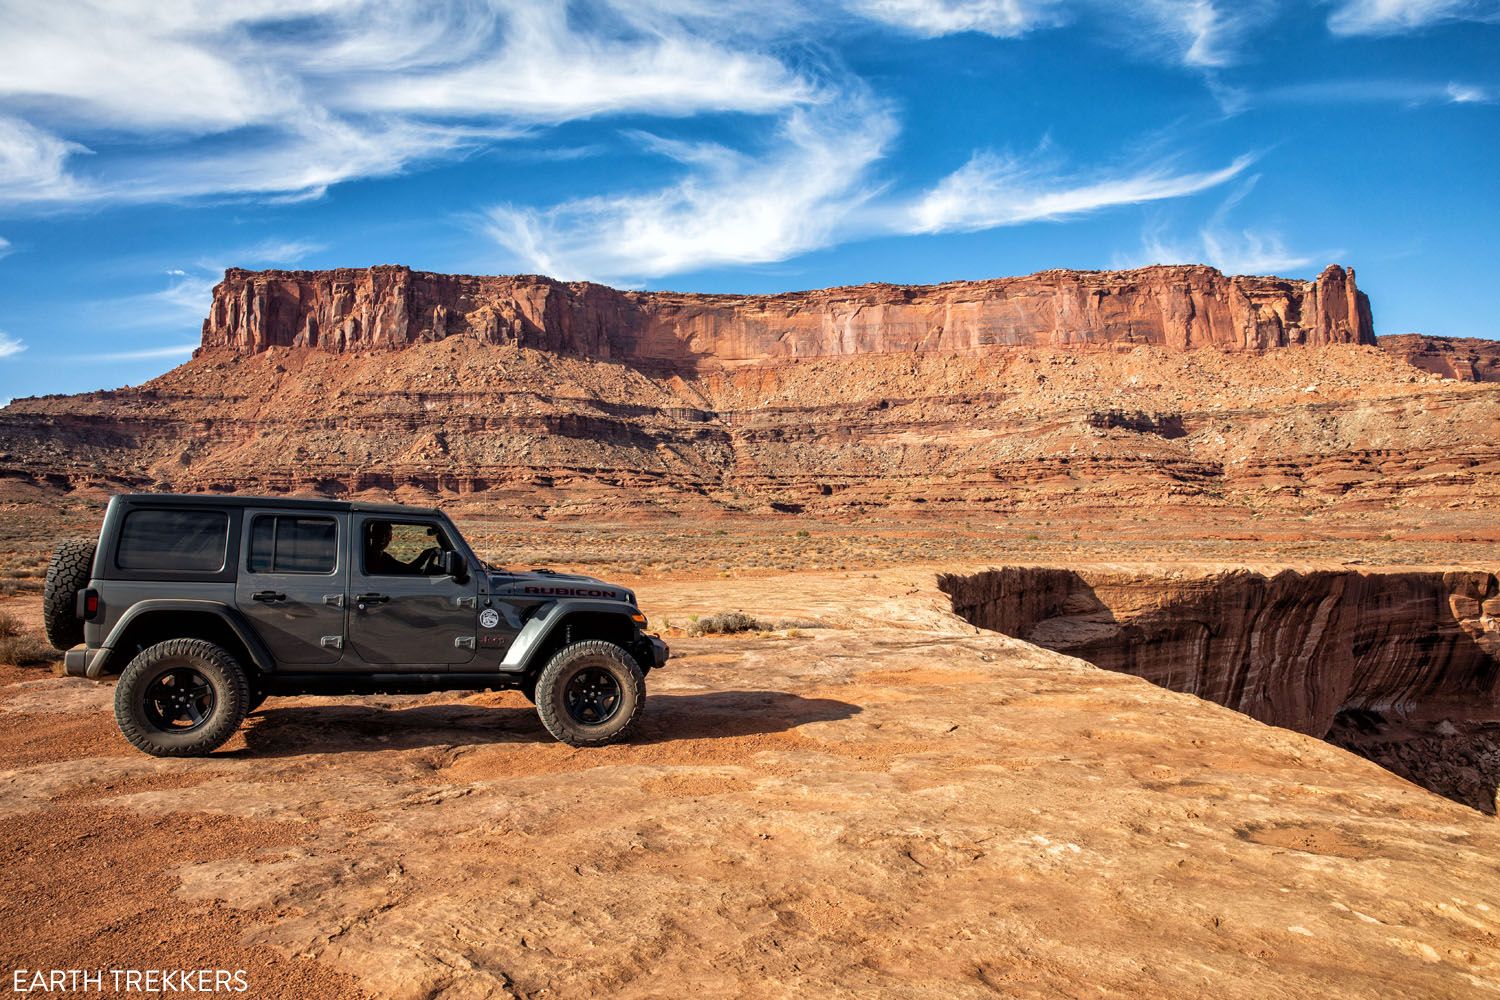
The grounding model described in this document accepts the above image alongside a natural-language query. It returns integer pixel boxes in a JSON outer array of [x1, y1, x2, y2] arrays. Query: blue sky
[[0, 0, 1496, 401]]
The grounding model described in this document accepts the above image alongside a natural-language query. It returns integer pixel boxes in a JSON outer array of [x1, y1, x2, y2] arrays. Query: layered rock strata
[[1380, 334, 1500, 382], [939, 566, 1500, 738], [4, 264, 1498, 515], [201, 264, 1376, 361]]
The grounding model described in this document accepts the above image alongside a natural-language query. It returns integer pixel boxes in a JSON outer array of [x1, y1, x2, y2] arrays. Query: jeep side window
[[116, 508, 229, 572], [363, 520, 451, 577], [248, 515, 337, 574]]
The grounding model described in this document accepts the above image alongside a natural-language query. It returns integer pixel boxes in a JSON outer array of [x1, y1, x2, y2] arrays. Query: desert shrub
[[688, 611, 765, 636], [0, 633, 54, 667], [0, 612, 53, 667], [687, 612, 826, 636]]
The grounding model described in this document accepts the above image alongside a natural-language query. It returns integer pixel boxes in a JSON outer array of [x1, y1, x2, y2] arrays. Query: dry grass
[[686, 611, 825, 637], [688, 611, 765, 636], [0, 610, 54, 667]]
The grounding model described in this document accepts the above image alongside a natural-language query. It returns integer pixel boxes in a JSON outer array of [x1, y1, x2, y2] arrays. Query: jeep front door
[[347, 516, 478, 667], [236, 510, 348, 665]]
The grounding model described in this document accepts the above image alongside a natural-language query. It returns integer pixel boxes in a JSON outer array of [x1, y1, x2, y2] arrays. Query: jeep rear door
[[347, 515, 478, 667], [235, 509, 348, 665]]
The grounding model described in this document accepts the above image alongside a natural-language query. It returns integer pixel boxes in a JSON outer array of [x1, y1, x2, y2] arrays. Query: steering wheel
[[411, 546, 443, 574]]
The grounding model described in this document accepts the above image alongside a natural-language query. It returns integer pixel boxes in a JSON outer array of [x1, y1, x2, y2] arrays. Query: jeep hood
[[487, 568, 636, 606]]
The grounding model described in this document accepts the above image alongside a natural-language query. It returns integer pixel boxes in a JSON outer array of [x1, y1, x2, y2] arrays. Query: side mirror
[[442, 550, 467, 582]]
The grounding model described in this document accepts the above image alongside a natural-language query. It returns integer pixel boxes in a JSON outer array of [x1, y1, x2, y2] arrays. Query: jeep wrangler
[[43, 494, 669, 757]]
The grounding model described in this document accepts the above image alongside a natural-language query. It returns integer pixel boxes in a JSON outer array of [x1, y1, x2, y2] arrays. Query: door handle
[[252, 591, 286, 603], [355, 593, 389, 611]]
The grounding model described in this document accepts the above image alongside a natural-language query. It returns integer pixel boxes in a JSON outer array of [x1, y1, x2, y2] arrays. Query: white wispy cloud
[[204, 238, 327, 269], [1446, 81, 1493, 103], [0, 332, 26, 359], [843, 0, 1065, 37], [845, 0, 1269, 68], [0, 236, 10, 260], [149, 275, 220, 321], [1128, 0, 1254, 68], [1327, 0, 1500, 35], [336, 3, 812, 121], [909, 152, 1252, 233], [0, 1, 815, 206], [1114, 177, 1330, 275], [490, 112, 1249, 283], [1258, 77, 1498, 106], [0, 115, 90, 206], [84, 343, 200, 363], [486, 95, 899, 281], [1132, 224, 1318, 275]]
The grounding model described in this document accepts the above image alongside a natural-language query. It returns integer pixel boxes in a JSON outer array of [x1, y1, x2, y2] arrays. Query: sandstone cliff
[[1380, 334, 1500, 382], [5, 264, 1497, 517], [201, 263, 1376, 362]]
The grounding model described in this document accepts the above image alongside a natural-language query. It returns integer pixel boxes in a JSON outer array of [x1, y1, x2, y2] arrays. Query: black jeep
[[43, 494, 668, 756]]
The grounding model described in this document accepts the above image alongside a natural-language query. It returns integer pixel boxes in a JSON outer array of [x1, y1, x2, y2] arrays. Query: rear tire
[[43, 539, 96, 650], [534, 641, 645, 747], [114, 639, 249, 757]]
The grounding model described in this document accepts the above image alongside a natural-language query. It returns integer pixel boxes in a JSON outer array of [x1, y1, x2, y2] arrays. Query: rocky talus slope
[[0, 264, 1496, 516]]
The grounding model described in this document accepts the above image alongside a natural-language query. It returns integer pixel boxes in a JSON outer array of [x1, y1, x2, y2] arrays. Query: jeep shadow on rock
[[43, 494, 669, 757]]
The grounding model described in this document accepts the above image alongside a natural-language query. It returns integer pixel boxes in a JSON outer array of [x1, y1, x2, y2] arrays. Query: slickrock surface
[[7, 569, 1500, 999], [200, 264, 1374, 360]]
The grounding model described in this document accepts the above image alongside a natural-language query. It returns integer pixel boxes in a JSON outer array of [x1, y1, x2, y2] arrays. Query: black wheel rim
[[563, 666, 622, 726], [142, 666, 216, 733]]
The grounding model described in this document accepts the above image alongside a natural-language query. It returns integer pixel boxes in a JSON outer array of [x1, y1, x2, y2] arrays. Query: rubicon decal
[[522, 586, 621, 599]]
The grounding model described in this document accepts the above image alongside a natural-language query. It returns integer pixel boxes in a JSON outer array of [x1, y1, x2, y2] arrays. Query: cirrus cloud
[[1327, 0, 1500, 35], [0, 0, 816, 207]]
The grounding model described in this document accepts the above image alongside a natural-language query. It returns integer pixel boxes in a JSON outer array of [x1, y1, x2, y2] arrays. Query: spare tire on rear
[[43, 538, 96, 650]]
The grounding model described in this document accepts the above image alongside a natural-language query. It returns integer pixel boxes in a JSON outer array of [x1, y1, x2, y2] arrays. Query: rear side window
[[117, 509, 229, 572], [248, 516, 338, 574]]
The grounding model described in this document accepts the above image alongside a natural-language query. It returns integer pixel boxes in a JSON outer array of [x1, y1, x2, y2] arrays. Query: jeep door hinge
[[323, 594, 345, 608], [454, 595, 477, 609], [454, 636, 476, 650], [321, 635, 345, 649]]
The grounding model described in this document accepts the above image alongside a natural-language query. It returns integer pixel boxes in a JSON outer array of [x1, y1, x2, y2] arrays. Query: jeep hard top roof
[[111, 493, 443, 517]]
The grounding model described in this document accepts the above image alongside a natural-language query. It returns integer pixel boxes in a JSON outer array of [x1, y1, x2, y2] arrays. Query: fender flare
[[101, 600, 277, 677], [499, 600, 640, 674]]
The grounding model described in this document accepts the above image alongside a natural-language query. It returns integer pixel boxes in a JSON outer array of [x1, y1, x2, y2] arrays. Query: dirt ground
[[4, 564, 1500, 998]]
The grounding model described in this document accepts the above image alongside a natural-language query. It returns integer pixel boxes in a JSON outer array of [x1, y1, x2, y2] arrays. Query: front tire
[[534, 641, 645, 747], [114, 639, 250, 757]]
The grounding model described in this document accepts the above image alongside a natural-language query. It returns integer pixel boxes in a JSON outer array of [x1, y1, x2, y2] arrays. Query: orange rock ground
[[4, 558, 1500, 998]]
